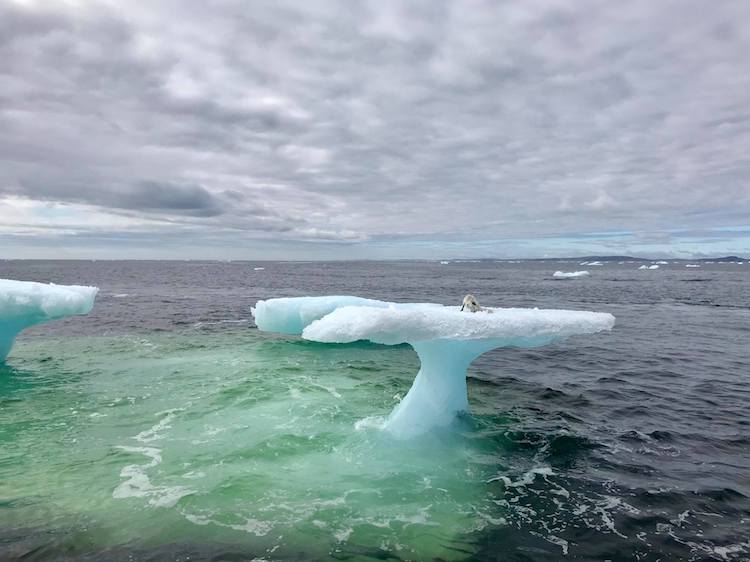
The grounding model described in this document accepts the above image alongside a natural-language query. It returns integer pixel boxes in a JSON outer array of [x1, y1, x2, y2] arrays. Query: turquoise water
[[1, 329, 513, 560], [3, 259, 750, 560]]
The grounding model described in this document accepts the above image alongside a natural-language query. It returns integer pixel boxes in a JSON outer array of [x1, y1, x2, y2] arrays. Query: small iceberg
[[439, 261, 450, 265], [686, 264, 701, 268], [553, 271, 590, 279], [253, 296, 614, 439], [1, 279, 98, 361], [253, 267, 265, 271], [655, 261, 669, 265], [638, 264, 659, 270]]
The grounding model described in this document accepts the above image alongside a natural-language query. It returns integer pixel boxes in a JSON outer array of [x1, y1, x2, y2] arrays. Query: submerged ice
[[0, 279, 98, 360], [253, 296, 614, 438]]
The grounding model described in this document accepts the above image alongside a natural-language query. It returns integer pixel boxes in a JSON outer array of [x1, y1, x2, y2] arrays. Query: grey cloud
[[0, 0, 749, 257], [117, 182, 225, 217]]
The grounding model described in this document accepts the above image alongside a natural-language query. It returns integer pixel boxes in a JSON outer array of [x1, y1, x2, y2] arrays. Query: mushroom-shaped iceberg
[[0, 279, 99, 361], [252, 297, 614, 438]]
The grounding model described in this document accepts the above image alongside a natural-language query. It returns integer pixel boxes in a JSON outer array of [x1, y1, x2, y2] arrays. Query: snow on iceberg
[[0, 279, 98, 361], [553, 270, 590, 279], [252, 296, 392, 335], [253, 296, 614, 439], [251, 296, 440, 335]]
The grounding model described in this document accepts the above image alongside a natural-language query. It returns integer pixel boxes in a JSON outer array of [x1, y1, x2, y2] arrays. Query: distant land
[[439, 256, 747, 263], [1, 256, 747, 263], [530, 255, 747, 262]]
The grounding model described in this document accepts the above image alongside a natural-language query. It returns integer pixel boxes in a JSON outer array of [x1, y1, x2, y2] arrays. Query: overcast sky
[[1, 0, 749, 259]]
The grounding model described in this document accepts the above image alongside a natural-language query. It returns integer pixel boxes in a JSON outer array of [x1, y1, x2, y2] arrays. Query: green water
[[1, 330, 511, 560]]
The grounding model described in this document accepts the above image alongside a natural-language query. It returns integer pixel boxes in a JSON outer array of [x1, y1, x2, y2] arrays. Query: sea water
[[1, 260, 749, 560]]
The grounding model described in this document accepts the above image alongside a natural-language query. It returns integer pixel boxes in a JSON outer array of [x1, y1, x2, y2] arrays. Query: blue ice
[[0, 280, 98, 361], [253, 296, 615, 439]]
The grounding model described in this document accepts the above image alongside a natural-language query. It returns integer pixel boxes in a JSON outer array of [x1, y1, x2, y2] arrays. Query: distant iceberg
[[0, 279, 98, 361], [685, 264, 701, 268], [638, 264, 659, 270], [553, 271, 590, 279], [253, 296, 614, 439]]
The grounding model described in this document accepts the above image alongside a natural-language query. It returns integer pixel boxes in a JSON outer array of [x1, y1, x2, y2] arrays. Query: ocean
[[1, 259, 749, 561]]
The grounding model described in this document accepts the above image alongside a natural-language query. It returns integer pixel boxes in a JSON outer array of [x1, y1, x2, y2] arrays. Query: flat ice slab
[[0, 279, 98, 360], [303, 304, 613, 346], [252, 296, 438, 335], [253, 296, 614, 438]]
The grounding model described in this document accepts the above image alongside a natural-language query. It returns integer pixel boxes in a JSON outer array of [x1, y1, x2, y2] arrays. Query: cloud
[[116, 181, 225, 217], [0, 0, 749, 257]]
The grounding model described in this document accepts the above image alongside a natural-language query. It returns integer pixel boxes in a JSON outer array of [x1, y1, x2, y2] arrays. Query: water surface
[[1, 260, 749, 561]]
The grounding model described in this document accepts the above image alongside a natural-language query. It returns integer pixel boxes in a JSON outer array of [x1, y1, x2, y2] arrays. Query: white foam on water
[[488, 466, 554, 488], [333, 527, 353, 542], [354, 415, 388, 431], [112, 445, 193, 508], [135, 409, 183, 443]]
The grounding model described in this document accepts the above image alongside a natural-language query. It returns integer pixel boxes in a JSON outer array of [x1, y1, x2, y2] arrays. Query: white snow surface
[[303, 304, 614, 346], [252, 296, 440, 335], [0, 279, 98, 322]]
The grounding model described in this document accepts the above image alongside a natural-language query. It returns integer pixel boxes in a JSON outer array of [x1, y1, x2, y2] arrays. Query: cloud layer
[[1, 0, 749, 258]]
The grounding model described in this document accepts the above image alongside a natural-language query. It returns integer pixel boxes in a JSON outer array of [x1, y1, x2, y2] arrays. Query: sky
[[1, 0, 749, 260]]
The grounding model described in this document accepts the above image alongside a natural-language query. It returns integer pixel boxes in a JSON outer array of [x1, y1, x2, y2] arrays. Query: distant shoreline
[[1, 255, 746, 263]]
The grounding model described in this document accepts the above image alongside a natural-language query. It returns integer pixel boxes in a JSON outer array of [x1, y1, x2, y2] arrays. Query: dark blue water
[[1, 259, 749, 561]]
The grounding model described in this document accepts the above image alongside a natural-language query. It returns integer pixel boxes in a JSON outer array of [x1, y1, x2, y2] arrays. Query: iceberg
[[253, 296, 614, 439], [0, 279, 98, 361], [553, 270, 590, 279], [252, 296, 393, 335]]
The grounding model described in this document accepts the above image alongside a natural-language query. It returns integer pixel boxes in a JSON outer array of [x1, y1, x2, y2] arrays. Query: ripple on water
[[1, 258, 750, 560]]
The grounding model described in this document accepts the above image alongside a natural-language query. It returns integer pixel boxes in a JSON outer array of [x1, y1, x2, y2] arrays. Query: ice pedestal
[[252, 296, 615, 438]]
